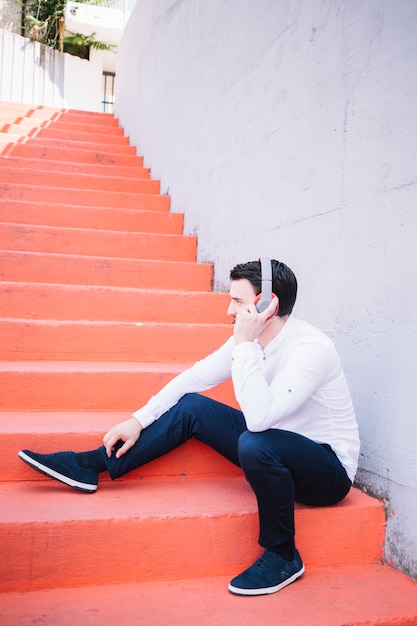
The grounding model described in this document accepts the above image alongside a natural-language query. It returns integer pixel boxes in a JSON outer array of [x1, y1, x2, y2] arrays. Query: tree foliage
[[24, 0, 117, 59]]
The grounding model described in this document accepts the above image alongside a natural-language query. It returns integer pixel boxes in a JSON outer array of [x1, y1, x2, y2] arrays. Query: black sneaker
[[228, 549, 304, 596], [18, 450, 98, 493]]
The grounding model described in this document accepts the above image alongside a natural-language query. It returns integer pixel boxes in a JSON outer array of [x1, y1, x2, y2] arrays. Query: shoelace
[[254, 550, 280, 570]]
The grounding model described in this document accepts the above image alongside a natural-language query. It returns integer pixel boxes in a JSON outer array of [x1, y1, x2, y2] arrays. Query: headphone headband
[[256, 257, 273, 313]]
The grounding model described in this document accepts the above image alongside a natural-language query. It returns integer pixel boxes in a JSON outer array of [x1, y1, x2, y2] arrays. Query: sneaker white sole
[[228, 564, 305, 596], [18, 450, 97, 493]]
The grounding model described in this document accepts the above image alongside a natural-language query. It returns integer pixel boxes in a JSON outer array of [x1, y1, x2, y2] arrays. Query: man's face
[[227, 278, 258, 320]]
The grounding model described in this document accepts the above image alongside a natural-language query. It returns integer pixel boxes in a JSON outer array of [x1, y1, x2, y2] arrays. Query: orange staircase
[[1, 102, 416, 626]]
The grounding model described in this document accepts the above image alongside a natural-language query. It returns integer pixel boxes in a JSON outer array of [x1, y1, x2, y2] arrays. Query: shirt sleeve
[[231, 339, 332, 431], [132, 337, 235, 428]]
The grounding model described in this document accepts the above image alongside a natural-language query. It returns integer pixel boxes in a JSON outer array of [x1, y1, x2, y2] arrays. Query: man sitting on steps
[[18, 258, 360, 596]]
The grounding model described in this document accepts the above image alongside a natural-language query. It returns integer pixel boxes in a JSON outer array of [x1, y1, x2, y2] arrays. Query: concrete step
[[35, 126, 130, 145], [2, 565, 417, 626], [43, 120, 124, 135], [56, 109, 120, 126], [0, 363, 235, 410], [5, 117, 120, 144], [1, 283, 230, 323], [0, 155, 151, 178], [0, 115, 59, 129], [1, 103, 61, 154], [0, 104, 60, 127], [0, 106, 117, 127], [0, 251, 214, 290], [0, 183, 169, 209], [0, 134, 23, 153], [0, 165, 160, 193], [8, 142, 144, 165], [0, 123, 33, 136], [0, 102, 60, 118], [17, 136, 137, 155], [0, 200, 182, 233], [0, 416, 240, 483], [1, 318, 231, 361], [0, 480, 385, 593], [0, 223, 193, 258]]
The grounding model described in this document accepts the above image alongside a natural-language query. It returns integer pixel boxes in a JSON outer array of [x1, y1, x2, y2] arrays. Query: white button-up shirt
[[133, 315, 360, 481]]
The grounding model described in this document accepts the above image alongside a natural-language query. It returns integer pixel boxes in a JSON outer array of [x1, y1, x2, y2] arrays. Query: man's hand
[[102, 417, 143, 459], [233, 295, 279, 344]]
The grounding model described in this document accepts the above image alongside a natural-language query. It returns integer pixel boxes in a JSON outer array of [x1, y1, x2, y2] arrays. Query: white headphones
[[255, 257, 273, 313]]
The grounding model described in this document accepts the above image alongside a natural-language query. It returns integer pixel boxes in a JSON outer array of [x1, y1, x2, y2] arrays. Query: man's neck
[[258, 315, 289, 348]]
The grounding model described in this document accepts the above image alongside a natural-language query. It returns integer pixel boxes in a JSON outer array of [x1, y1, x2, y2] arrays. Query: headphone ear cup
[[254, 293, 269, 313], [255, 293, 279, 318], [271, 294, 279, 318]]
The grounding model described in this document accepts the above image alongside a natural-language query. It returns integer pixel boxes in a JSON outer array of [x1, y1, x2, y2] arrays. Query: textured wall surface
[[0, 0, 21, 34], [0, 30, 103, 110], [115, 0, 417, 579]]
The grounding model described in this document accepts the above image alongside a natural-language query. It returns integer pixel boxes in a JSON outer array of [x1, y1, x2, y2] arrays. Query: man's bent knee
[[237, 430, 263, 468]]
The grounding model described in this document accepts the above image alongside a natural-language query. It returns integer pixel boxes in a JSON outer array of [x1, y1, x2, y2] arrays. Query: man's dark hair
[[230, 259, 297, 317]]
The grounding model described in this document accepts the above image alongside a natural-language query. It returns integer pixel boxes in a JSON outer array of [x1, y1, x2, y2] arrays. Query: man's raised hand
[[233, 295, 279, 344], [102, 417, 143, 459]]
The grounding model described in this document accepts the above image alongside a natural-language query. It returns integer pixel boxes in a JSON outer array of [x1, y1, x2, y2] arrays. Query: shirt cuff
[[132, 408, 155, 429], [232, 341, 258, 361]]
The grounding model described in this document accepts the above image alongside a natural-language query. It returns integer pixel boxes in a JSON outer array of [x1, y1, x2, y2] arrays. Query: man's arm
[[230, 296, 333, 432], [232, 339, 332, 432], [102, 337, 235, 458]]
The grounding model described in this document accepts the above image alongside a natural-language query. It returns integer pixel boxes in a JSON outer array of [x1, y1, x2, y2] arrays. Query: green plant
[[24, 0, 117, 59]]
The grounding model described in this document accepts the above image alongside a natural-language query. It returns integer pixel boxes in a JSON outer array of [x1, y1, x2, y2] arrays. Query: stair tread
[[0, 155, 150, 176], [2, 319, 231, 362], [2, 318, 229, 327], [0, 410, 130, 432], [0, 199, 168, 213], [0, 479, 385, 590], [35, 129, 130, 144], [1, 565, 416, 626], [0, 476, 255, 522], [0, 360, 190, 372], [0, 168, 160, 194], [0, 222, 195, 261], [0, 184, 162, 199], [0, 480, 380, 523], [0, 363, 237, 413], [1, 282, 229, 323], [0, 221, 184, 236], [8, 144, 144, 166], [57, 111, 119, 124], [0, 183, 170, 210], [21, 137, 137, 153], [0, 250, 214, 290], [44, 120, 124, 133], [0, 281, 220, 297], [0, 412, 241, 483], [0, 205, 183, 234]]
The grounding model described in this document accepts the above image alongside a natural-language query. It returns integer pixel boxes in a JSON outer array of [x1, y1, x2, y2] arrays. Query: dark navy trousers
[[99, 393, 351, 551]]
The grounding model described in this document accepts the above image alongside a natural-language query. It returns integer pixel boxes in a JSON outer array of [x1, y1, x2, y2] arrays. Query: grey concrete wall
[[114, 0, 417, 579]]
